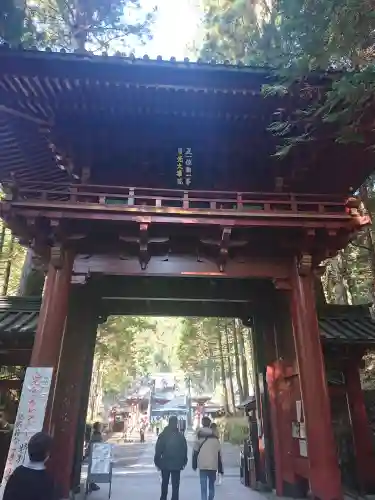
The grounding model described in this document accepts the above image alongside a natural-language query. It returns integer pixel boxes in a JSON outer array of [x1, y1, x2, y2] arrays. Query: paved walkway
[[79, 432, 266, 500]]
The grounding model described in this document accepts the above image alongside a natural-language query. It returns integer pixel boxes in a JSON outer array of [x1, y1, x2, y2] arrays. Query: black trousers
[[160, 470, 181, 500]]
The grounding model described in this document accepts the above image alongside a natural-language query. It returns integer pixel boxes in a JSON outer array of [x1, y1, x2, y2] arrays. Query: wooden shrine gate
[[0, 45, 374, 500]]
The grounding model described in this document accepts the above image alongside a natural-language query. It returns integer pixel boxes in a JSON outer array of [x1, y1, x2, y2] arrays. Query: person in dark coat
[[154, 415, 188, 500], [3, 432, 59, 500], [89, 422, 102, 492]]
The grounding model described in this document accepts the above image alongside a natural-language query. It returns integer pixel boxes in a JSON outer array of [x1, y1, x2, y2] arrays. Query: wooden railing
[[3, 181, 350, 216]]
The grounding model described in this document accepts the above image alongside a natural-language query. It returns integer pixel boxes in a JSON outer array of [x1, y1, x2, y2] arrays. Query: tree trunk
[[242, 327, 254, 392], [237, 320, 250, 397], [89, 358, 102, 421], [232, 319, 244, 401], [2, 234, 14, 295], [360, 182, 375, 306], [0, 224, 6, 255], [224, 320, 236, 413], [327, 252, 352, 305], [217, 319, 230, 414], [73, 0, 88, 51]]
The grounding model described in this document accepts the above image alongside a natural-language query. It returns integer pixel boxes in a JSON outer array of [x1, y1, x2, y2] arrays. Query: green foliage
[[26, 0, 156, 51], [217, 415, 248, 444], [178, 317, 252, 413], [96, 316, 155, 394], [96, 316, 183, 396], [0, 222, 26, 296], [199, 0, 375, 153], [0, 1, 26, 45], [177, 317, 222, 387]]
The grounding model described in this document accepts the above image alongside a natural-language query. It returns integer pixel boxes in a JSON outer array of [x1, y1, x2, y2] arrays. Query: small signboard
[[291, 422, 300, 438], [86, 443, 113, 498], [0, 367, 53, 499], [296, 400, 302, 422], [299, 439, 308, 457]]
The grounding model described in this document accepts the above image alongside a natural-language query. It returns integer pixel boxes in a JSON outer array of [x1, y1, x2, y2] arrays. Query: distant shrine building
[[0, 45, 375, 500]]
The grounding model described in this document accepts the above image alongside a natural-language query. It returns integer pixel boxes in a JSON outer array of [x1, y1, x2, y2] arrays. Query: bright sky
[[135, 0, 203, 60]]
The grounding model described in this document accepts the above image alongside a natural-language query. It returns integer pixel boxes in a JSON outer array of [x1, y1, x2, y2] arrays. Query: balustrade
[[2, 181, 350, 217]]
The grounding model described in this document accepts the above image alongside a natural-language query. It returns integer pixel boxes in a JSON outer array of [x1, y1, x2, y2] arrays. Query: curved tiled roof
[[0, 44, 284, 188], [318, 304, 375, 343], [0, 44, 371, 193], [0, 297, 373, 345], [0, 297, 41, 341]]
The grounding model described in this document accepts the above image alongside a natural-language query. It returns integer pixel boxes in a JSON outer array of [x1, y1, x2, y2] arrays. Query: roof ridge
[[0, 43, 273, 73]]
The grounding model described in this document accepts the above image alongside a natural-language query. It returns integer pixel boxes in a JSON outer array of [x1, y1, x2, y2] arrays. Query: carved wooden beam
[[298, 253, 313, 276]]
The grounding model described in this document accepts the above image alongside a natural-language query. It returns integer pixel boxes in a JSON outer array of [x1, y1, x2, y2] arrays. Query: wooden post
[[71, 313, 99, 493], [48, 286, 99, 498], [290, 257, 342, 500], [345, 358, 375, 493], [266, 361, 283, 495], [30, 251, 73, 368], [29, 249, 74, 432]]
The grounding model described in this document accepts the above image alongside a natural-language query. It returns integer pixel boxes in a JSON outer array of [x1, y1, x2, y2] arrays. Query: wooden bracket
[[49, 219, 62, 245], [50, 244, 64, 269], [218, 227, 232, 272], [298, 253, 313, 276], [345, 196, 361, 217], [139, 223, 150, 271]]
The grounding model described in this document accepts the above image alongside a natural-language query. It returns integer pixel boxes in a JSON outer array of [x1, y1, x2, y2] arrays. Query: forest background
[[2, 0, 375, 415]]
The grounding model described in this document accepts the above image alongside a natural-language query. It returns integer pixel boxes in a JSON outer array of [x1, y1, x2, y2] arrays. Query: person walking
[[140, 426, 145, 443], [89, 422, 102, 492], [154, 415, 188, 500], [210, 423, 222, 485], [192, 417, 223, 500]]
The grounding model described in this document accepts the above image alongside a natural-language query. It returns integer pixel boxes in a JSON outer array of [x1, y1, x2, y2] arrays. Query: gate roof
[[0, 45, 372, 193]]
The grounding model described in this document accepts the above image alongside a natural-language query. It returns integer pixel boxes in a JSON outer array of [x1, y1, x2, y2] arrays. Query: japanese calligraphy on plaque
[[176, 148, 193, 187], [0, 368, 53, 499], [90, 443, 112, 475]]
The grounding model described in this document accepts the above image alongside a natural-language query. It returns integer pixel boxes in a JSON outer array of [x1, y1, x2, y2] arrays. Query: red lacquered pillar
[[290, 257, 342, 500], [266, 363, 283, 495], [30, 249, 74, 431], [49, 288, 99, 498], [29, 264, 57, 367], [345, 358, 375, 493]]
